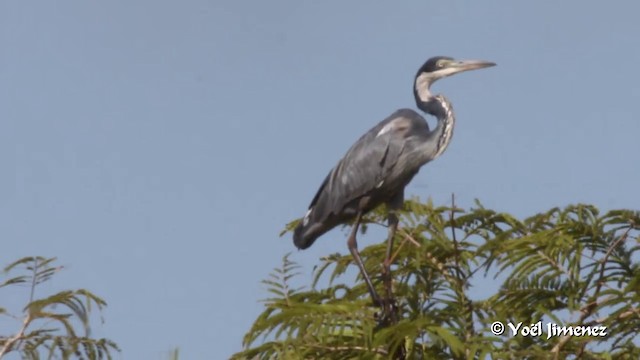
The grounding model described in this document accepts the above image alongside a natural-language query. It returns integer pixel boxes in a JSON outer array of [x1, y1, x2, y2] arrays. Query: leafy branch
[[0, 257, 119, 360], [234, 199, 640, 359]]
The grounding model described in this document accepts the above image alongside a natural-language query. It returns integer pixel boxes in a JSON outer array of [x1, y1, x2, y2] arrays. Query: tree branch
[[551, 228, 632, 359]]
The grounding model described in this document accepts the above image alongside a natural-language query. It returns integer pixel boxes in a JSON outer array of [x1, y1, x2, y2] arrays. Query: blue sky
[[2, 1, 639, 359]]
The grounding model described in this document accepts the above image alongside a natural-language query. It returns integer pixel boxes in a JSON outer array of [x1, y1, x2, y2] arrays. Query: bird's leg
[[381, 211, 399, 323], [381, 193, 403, 324], [383, 212, 399, 279], [347, 212, 382, 307]]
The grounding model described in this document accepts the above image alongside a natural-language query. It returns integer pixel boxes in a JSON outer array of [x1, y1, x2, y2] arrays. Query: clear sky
[[2, 1, 639, 359]]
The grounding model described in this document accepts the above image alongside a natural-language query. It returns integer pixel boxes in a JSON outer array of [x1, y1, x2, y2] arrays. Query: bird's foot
[[373, 297, 399, 327]]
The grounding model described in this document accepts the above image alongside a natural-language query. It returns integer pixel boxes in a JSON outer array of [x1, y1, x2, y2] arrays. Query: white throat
[[415, 72, 433, 103]]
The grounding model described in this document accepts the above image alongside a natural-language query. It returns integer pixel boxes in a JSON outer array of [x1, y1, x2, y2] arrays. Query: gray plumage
[[294, 102, 452, 250]]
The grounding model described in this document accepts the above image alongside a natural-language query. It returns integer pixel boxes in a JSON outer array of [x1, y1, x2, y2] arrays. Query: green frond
[[0, 274, 30, 288], [167, 347, 180, 360], [280, 219, 301, 237], [2, 257, 62, 291], [22, 335, 120, 360]]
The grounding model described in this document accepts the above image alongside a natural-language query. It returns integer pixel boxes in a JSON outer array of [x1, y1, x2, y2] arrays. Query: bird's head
[[416, 56, 496, 86]]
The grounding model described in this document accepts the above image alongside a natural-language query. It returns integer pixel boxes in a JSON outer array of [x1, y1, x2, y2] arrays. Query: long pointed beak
[[452, 59, 496, 72]]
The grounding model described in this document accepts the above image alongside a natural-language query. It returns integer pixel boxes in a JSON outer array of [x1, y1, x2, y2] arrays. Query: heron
[[293, 56, 495, 316]]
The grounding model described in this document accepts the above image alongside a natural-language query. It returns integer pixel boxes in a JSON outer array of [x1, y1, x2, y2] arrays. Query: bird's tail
[[293, 219, 325, 250]]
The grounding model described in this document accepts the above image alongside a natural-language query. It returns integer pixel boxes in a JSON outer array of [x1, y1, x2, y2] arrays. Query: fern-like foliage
[[233, 199, 640, 359], [0, 256, 119, 359]]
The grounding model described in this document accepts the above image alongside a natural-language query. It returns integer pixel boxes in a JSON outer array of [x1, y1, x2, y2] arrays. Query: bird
[[293, 56, 495, 312]]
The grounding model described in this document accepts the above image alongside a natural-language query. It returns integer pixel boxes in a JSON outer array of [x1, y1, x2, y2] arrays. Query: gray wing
[[293, 109, 427, 249]]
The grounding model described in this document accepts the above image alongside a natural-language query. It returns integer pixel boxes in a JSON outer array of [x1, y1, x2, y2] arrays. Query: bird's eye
[[437, 60, 446, 68]]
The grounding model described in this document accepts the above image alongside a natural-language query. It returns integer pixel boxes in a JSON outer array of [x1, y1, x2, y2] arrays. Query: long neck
[[414, 82, 456, 161]]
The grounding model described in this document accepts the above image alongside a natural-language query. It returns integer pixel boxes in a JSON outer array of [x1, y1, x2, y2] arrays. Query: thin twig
[[588, 307, 640, 325], [0, 313, 31, 357], [29, 258, 39, 305], [384, 230, 421, 270], [594, 228, 631, 296]]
